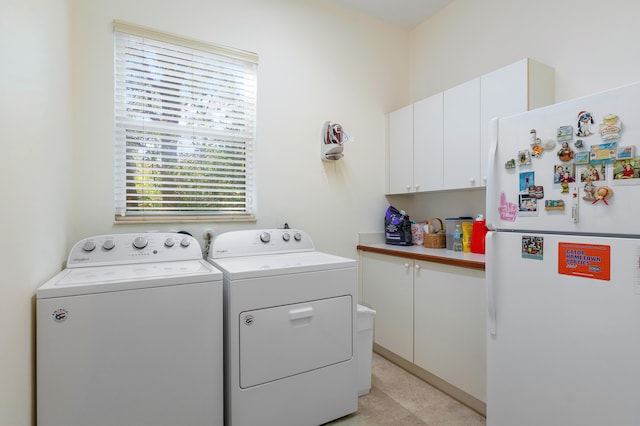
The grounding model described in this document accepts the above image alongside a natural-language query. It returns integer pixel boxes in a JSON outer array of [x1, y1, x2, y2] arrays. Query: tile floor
[[325, 353, 486, 426]]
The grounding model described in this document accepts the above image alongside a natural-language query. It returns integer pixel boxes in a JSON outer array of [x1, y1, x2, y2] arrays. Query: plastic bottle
[[452, 224, 463, 252], [470, 214, 488, 254]]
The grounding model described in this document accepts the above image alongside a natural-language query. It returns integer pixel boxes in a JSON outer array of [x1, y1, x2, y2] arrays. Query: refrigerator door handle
[[486, 230, 497, 336], [485, 117, 499, 230]]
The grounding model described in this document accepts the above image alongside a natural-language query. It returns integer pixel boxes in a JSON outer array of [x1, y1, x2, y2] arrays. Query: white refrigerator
[[486, 81, 640, 425]]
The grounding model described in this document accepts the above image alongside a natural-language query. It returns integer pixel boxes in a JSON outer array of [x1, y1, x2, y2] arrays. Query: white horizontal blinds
[[114, 23, 257, 218]]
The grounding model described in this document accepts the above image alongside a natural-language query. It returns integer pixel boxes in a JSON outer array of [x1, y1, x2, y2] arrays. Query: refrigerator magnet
[[590, 142, 617, 164], [576, 111, 595, 137], [616, 145, 634, 160], [557, 126, 573, 142], [557, 142, 574, 162], [544, 139, 556, 150], [599, 114, 622, 141], [505, 158, 516, 169], [498, 192, 518, 221], [554, 164, 576, 186], [558, 242, 610, 281], [522, 236, 543, 260], [613, 158, 640, 184], [519, 171, 535, 191], [544, 200, 564, 211], [578, 164, 604, 182], [528, 185, 544, 199], [531, 144, 544, 158], [582, 182, 596, 201], [518, 193, 538, 216], [518, 150, 532, 166], [592, 186, 613, 205], [575, 151, 589, 164]]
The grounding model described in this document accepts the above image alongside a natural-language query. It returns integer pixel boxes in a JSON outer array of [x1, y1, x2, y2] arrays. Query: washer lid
[[37, 260, 222, 299], [209, 251, 356, 279]]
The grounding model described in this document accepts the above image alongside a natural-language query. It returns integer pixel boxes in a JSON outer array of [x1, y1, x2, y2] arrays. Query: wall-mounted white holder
[[321, 121, 353, 161]]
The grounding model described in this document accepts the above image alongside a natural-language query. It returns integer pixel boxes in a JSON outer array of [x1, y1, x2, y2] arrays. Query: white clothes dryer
[[207, 229, 358, 426], [37, 233, 223, 426]]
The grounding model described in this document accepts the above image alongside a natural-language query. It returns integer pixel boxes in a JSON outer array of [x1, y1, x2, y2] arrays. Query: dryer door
[[239, 295, 353, 388]]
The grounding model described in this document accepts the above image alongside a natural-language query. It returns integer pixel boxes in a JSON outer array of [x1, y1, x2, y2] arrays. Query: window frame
[[113, 20, 258, 223]]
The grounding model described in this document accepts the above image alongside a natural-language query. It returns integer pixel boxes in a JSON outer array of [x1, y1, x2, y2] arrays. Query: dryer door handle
[[289, 306, 314, 321]]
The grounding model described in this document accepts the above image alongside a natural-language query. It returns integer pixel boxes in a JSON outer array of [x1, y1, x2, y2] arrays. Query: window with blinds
[[114, 21, 257, 222]]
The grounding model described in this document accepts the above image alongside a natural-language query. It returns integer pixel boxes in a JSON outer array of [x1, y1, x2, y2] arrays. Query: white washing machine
[[37, 232, 223, 426], [207, 229, 358, 426]]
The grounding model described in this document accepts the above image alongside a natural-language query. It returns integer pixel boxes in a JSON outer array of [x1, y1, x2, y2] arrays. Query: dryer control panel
[[209, 229, 315, 259], [67, 233, 203, 267]]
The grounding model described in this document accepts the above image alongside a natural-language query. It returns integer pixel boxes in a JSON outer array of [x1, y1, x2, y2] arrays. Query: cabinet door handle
[[406, 185, 411, 192], [404, 263, 410, 269], [414, 264, 420, 270], [415, 184, 420, 191]]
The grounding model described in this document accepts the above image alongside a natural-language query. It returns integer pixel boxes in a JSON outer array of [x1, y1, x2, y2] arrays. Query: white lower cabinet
[[361, 252, 414, 362], [414, 262, 486, 402], [361, 251, 486, 403]]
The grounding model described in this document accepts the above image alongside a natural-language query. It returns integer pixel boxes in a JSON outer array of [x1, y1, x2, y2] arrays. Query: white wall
[[410, 0, 640, 103], [0, 0, 72, 424], [69, 0, 409, 258], [397, 0, 640, 222]]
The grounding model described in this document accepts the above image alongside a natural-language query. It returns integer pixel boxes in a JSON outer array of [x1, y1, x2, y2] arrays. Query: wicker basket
[[423, 218, 446, 248]]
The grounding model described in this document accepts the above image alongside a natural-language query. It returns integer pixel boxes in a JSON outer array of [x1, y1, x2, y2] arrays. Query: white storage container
[[357, 304, 376, 396]]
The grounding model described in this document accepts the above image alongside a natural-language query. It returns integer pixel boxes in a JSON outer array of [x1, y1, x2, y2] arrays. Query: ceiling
[[328, 0, 454, 29]]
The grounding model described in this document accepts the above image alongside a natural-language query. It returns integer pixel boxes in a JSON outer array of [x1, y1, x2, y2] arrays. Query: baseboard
[[373, 343, 486, 417]]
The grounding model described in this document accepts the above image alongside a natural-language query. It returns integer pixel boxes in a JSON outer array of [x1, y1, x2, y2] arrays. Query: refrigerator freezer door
[[486, 232, 640, 425], [487, 81, 640, 236]]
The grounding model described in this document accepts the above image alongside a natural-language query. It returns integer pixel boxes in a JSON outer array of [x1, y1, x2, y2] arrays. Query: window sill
[[114, 214, 257, 224]]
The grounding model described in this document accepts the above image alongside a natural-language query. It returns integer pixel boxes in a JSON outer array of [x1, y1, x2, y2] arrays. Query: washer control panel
[[209, 229, 315, 259], [67, 233, 202, 267]]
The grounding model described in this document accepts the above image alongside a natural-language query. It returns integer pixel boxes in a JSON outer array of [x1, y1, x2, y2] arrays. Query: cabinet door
[[443, 78, 481, 189], [361, 253, 413, 362], [414, 93, 444, 192], [480, 59, 528, 185], [414, 261, 486, 402], [387, 104, 414, 194], [480, 58, 554, 185]]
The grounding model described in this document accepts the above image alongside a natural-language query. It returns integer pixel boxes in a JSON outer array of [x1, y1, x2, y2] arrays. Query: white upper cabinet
[[443, 78, 481, 190], [414, 92, 444, 192], [479, 58, 555, 184], [386, 58, 554, 194], [387, 104, 414, 194], [387, 93, 444, 194]]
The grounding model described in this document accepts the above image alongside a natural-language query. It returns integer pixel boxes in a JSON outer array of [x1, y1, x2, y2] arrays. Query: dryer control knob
[[82, 241, 96, 252], [260, 232, 271, 243], [282, 232, 290, 242], [133, 236, 148, 250], [164, 238, 175, 248], [180, 237, 190, 247], [102, 239, 115, 251], [294, 232, 302, 242]]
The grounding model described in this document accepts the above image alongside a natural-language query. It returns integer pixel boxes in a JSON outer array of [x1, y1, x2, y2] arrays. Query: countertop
[[356, 243, 486, 271]]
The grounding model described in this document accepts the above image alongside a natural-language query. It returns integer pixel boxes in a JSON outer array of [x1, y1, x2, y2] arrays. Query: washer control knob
[[260, 232, 271, 243], [164, 238, 175, 248], [294, 232, 302, 242], [82, 241, 96, 252], [180, 237, 190, 247], [102, 239, 115, 251], [133, 236, 148, 250], [282, 232, 290, 242]]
